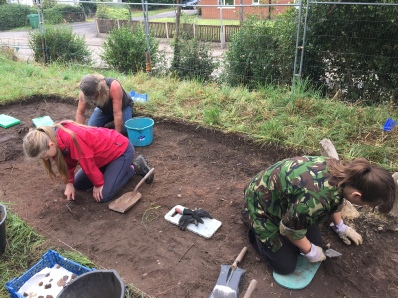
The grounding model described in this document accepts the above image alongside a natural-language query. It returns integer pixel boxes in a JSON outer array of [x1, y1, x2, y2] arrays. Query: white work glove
[[392, 172, 398, 185], [302, 243, 326, 263], [330, 220, 363, 245]]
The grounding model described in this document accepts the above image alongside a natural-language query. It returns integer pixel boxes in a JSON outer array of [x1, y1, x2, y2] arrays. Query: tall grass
[[0, 203, 147, 298], [0, 209, 46, 294], [1, 49, 397, 169]]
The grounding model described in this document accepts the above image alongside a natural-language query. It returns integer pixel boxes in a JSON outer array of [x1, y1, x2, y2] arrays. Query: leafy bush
[[96, 4, 130, 20], [43, 6, 63, 25], [0, 3, 84, 30], [28, 26, 91, 65], [171, 35, 218, 82], [101, 25, 159, 73], [222, 12, 297, 88], [302, 1, 398, 103], [0, 4, 35, 31], [43, 4, 85, 24], [0, 46, 18, 61], [80, 0, 97, 17], [39, 0, 57, 9]]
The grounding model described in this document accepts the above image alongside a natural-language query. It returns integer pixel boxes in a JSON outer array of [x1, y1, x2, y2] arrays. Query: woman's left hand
[[93, 186, 103, 202], [331, 220, 363, 245], [337, 226, 363, 245]]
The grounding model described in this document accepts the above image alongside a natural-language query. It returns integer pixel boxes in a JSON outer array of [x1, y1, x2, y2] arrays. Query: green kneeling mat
[[32, 116, 54, 127], [273, 255, 321, 290], [0, 114, 20, 128]]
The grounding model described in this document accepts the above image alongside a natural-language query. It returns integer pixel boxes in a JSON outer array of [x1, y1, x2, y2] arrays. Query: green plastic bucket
[[125, 117, 154, 147], [0, 203, 6, 255]]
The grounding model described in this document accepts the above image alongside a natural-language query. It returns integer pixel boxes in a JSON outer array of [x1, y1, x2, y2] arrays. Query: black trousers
[[248, 224, 323, 275]]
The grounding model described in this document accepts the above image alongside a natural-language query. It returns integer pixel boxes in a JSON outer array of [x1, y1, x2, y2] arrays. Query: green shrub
[[43, 6, 63, 25], [171, 35, 218, 82], [28, 26, 91, 65], [80, 0, 97, 17], [43, 4, 85, 24], [302, 1, 398, 103], [100, 25, 159, 73], [96, 4, 130, 20], [39, 0, 57, 9], [222, 12, 297, 89], [0, 4, 36, 30]]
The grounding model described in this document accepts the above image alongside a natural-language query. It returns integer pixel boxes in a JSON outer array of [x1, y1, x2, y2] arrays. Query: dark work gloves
[[176, 208, 213, 231], [178, 215, 198, 231]]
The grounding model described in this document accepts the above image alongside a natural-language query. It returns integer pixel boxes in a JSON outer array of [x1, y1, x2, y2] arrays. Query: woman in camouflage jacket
[[242, 155, 396, 274]]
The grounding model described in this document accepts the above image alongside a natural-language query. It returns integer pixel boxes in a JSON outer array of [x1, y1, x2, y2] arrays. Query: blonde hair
[[23, 122, 82, 184], [327, 158, 396, 213]]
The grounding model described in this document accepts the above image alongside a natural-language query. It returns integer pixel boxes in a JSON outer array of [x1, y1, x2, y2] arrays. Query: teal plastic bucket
[[125, 117, 154, 147], [0, 203, 6, 255]]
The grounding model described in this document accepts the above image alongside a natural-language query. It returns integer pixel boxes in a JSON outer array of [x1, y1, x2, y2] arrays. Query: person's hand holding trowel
[[176, 207, 213, 230], [64, 183, 75, 201]]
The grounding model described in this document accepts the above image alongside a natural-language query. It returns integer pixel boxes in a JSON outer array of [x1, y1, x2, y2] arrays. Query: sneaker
[[132, 154, 154, 184]]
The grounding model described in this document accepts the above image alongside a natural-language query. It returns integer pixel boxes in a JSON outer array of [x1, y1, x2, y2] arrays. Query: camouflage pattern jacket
[[243, 156, 344, 252]]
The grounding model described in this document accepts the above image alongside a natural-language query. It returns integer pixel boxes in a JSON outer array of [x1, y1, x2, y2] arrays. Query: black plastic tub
[[0, 203, 6, 255], [57, 269, 125, 298]]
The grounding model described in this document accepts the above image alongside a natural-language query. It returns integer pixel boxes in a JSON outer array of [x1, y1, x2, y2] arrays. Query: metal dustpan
[[108, 168, 154, 213], [210, 247, 248, 298]]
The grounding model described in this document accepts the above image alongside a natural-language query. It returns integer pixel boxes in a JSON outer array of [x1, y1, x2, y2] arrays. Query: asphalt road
[[0, 22, 106, 66], [0, 10, 223, 68]]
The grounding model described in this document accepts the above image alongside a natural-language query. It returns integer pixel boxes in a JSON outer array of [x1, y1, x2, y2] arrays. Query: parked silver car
[[182, 0, 199, 10]]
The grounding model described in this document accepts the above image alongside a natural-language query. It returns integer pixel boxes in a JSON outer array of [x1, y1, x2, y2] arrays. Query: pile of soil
[[0, 98, 397, 297]]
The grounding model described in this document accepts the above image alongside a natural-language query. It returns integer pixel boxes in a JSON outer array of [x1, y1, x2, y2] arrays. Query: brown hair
[[23, 121, 82, 184], [327, 158, 396, 213]]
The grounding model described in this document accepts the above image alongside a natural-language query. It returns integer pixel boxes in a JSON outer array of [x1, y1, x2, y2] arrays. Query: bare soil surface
[[1, 98, 397, 298]]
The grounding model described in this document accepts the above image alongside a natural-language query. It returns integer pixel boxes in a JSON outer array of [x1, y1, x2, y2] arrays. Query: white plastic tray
[[164, 205, 222, 239]]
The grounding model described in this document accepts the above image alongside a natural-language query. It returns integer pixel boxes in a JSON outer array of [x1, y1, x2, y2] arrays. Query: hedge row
[[0, 4, 35, 31], [0, 4, 85, 31]]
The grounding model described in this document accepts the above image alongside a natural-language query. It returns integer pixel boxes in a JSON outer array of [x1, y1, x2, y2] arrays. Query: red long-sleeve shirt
[[55, 122, 129, 187]]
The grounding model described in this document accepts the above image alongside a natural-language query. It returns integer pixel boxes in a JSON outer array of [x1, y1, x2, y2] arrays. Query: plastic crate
[[129, 90, 148, 103], [6, 250, 94, 298]]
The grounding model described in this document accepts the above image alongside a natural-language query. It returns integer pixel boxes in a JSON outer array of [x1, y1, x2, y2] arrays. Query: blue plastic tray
[[129, 90, 148, 103], [383, 118, 396, 132], [6, 250, 94, 298]]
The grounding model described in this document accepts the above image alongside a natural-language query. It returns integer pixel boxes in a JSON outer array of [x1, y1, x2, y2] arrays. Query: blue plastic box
[[6, 250, 94, 298], [129, 90, 148, 103]]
